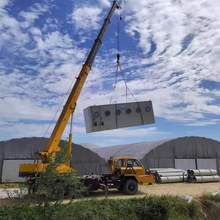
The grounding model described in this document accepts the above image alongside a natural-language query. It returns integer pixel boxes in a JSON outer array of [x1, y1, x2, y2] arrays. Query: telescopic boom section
[[42, 1, 120, 154]]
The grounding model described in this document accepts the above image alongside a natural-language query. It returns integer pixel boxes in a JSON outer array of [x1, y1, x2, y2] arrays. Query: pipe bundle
[[187, 169, 220, 183], [150, 168, 187, 183]]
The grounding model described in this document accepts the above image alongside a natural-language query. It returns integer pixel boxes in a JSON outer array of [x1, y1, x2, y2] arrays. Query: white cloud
[[79, 126, 167, 146], [0, 0, 9, 9], [0, 13, 29, 47], [98, 0, 111, 8], [113, 0, 220, 126], [88, 127, 166, 138], [19, 3, 48, 28], [0, 122, 46, 140], [185, 119, 220, 127], [1, 0, 220, 144], [0, 2, 87, 139], [0, 97, 52, 121], [72, 5, 102, 32]]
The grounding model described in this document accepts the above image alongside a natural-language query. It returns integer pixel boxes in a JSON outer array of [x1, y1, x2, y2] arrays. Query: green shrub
[[0, 196, 204, 220], [202, 193, 220, 203], [201, 194, 220, 220]]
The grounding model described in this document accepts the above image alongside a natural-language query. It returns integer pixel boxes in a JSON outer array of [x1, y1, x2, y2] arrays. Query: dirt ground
[[86, 182, 220, 201], [0, 182, 220, 205], [65, 182, 220, 203], [139, 182, 220, 197]]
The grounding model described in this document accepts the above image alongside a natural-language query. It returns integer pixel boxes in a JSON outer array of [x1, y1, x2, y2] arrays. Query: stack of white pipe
[[150, 168, 187, 183], [187, 169, 220, 183]]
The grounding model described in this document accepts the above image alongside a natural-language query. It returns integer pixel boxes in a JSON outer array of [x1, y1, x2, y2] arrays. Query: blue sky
[[1, 0, 220, 147]]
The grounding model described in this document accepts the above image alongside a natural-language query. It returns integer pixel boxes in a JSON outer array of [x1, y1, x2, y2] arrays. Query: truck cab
[[110, 157, 146, 175], [106, 157, 155, 194]]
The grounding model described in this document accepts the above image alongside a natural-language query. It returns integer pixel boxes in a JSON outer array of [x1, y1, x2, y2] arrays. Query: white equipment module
[[84, 101, 155, 133]]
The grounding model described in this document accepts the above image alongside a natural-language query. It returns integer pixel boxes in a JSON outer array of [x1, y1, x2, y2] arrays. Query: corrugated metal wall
[[1, 136, 220, 182], [142, 137, 220, 173], [0, 138, 107, 182]]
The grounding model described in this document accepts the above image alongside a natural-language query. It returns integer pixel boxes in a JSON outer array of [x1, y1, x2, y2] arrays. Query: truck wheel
[[123, 179, 138, 195]]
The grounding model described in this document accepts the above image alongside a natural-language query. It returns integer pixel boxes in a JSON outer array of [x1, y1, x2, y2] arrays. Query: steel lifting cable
[[117, 13, 136, 102], [109, 61, 119, 104], [110, 11, 136, 104], [109, 13, 121, 104]]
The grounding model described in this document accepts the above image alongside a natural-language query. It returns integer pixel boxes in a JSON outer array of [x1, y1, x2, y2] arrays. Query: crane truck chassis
[[83, 157, 154, 195], [24, 157, 155, 195], [19, 0, 155, 195]]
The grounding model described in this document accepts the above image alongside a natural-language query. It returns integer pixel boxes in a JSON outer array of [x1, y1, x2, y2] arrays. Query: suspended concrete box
[[84, 101, 155, 133]]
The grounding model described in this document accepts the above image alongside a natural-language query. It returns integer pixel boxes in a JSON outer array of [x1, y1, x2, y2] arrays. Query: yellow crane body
[[19, 1, 119, 177], [19, 1, 155, 195]]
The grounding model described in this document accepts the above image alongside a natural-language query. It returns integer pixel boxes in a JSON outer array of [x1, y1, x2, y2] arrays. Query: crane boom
[[42, 1, 119, 155]]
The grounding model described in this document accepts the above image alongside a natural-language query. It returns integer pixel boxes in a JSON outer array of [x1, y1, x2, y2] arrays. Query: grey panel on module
[[84, 101, 155, 133]]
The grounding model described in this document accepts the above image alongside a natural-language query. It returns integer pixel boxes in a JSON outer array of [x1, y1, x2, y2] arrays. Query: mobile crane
[[19, 0, 155, 195]]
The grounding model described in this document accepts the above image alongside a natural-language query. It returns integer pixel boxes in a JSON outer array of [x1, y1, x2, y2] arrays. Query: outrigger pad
[[83, 101, 155, 133]]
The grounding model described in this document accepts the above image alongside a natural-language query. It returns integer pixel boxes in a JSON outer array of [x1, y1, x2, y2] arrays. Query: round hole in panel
[[126, 108, 132, 114], [93, 122, 97, 127], [93, 111, 99, 118], [145, 106, 151, 112], [105, 110, 111, 117]]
